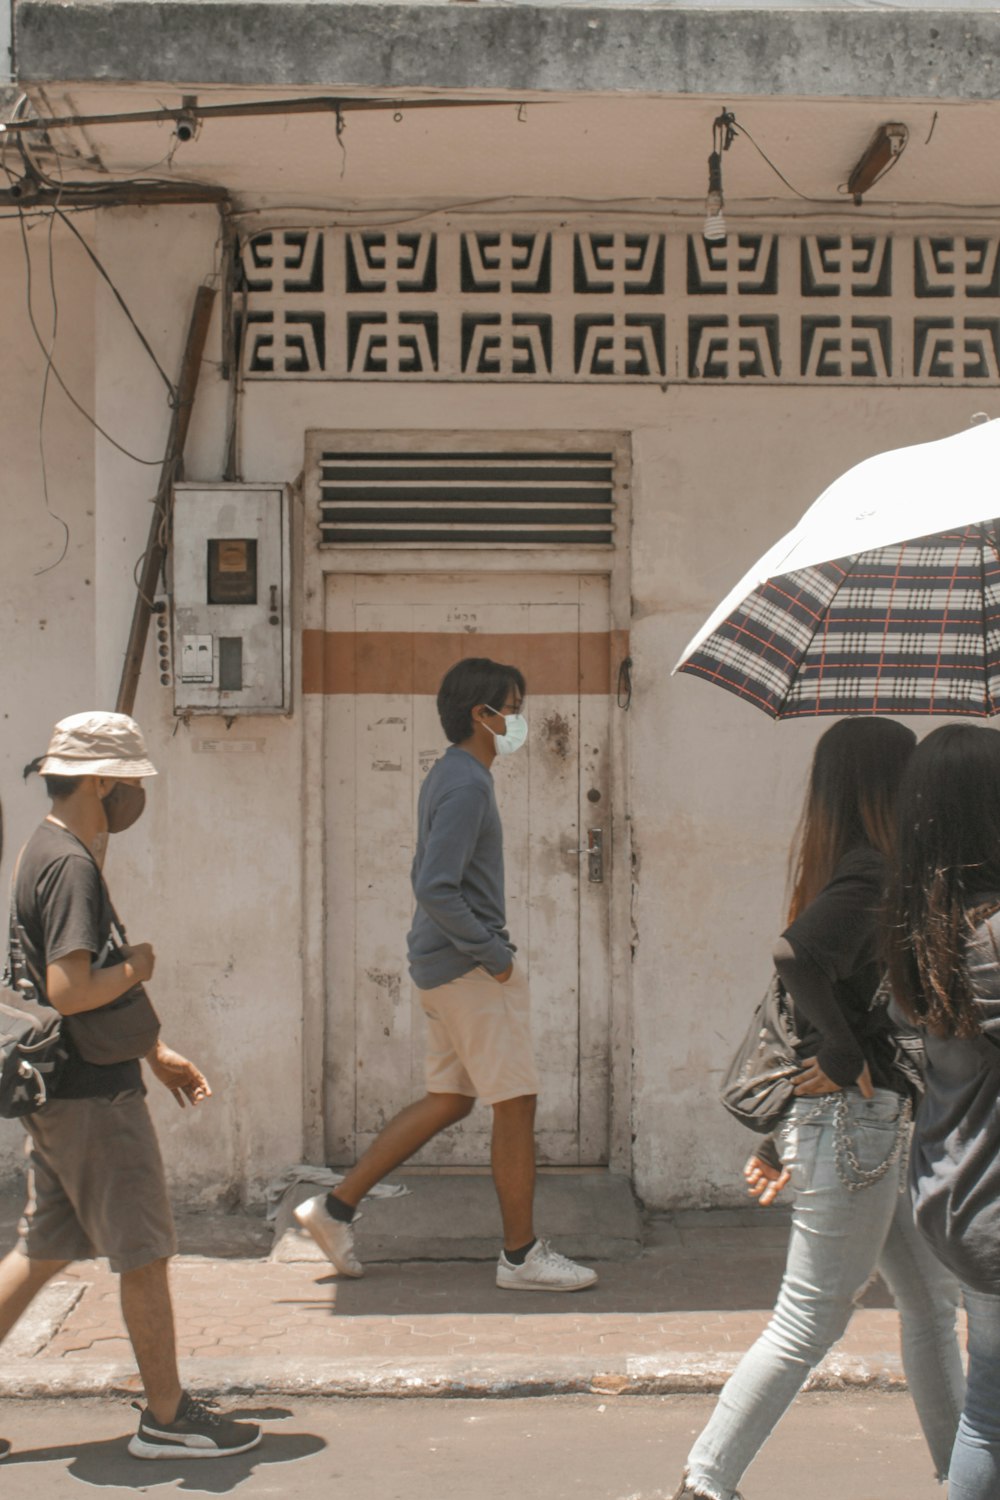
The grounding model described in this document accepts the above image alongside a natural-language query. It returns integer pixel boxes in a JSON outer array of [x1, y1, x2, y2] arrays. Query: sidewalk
[[0, 1193, 930, 1402]]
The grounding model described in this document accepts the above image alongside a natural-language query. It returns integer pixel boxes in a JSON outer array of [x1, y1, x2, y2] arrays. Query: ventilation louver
[[318, 450, 615, 546]]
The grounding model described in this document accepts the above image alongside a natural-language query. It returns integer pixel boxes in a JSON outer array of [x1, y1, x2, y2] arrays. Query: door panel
[[323, 573, 611, 1165]]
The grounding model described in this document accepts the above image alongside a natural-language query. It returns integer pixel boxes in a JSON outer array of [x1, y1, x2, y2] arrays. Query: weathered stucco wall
[[228, 361, 983, 1207], [0, 214, 97, 1177], [0, 205, 305, 1200], [0, 188, 991, 1207], [90, 206, 305, 1201]]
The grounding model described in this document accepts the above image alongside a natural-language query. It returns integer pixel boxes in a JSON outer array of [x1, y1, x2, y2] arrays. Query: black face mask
[[102, 782, 146, 833]]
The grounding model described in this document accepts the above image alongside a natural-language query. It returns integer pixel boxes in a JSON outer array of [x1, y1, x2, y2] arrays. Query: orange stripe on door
[[302, 630, 628, 695]]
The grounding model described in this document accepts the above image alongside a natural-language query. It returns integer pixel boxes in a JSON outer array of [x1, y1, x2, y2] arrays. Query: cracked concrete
[[14, 3, 1000, 101]]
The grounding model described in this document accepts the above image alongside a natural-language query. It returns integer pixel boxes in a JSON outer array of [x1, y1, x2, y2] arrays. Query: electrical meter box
[[171, 484, 291, 715]]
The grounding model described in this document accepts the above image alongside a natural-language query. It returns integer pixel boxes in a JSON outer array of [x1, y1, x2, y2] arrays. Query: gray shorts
[[17, 1089, 178, 1273]]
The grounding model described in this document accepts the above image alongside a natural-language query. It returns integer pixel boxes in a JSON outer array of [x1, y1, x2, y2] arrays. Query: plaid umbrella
[[674, 421, 1000, 719]]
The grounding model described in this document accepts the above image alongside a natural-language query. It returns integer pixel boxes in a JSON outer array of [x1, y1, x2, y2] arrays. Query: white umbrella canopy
[[674, 419, 1000, 720]]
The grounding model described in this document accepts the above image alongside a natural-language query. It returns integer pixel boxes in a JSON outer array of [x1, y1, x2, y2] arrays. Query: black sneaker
[[0, 1438, 10, 1460], [128, 1393, 262, 1460]]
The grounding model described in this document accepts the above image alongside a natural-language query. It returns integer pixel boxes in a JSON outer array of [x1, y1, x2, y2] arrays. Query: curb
[[0, 1352, 908, 1402]]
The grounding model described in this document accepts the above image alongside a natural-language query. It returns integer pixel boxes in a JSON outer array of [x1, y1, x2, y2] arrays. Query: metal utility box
[[171, 484, 291, 715]]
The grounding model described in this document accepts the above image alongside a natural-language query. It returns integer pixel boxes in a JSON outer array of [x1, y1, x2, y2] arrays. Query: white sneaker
[[496, 1238, 598, 1292], [293, 1194, 364, 1277]]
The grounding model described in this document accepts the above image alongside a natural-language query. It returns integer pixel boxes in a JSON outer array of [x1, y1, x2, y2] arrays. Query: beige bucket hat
[[38, 712, 158, 779]]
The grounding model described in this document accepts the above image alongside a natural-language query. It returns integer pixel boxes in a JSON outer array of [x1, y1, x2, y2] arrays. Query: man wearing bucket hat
[[0, 712, 261, 1461]]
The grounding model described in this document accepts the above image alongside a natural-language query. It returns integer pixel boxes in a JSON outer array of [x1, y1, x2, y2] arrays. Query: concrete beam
[[14, 3, 1000, 101]]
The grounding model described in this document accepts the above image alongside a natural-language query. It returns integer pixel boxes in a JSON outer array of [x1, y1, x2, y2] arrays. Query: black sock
[[324, 1191, 355, 1223], [503, 1238, 536, 1265]]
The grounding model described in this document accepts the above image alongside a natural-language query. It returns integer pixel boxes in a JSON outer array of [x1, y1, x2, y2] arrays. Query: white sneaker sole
[[128, 1430, 262, 1460], [496, 1271, 599, 1292], [293, 1202, 364, 1277]]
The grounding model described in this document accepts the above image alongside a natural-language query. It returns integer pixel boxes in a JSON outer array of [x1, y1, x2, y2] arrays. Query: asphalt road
[[0, 1393, 943, 1499]]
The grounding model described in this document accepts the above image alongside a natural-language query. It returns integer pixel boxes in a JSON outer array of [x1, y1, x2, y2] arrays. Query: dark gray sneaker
[[128, 1393, 262, 1460], [0, 1438, 10, 1460]]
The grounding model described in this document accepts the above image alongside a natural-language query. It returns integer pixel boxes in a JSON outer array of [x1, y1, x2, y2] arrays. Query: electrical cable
[[14, 206, 165, 467], [3, 131, 173, 466], [230, 192, 1000, 228], [335, 107, 347, 181], [7, 135, 73, 576], [28, 202, 72, 575], [52, 207, 176, 399], [726, 114, 832, 204], [8, 93, 200, 197]]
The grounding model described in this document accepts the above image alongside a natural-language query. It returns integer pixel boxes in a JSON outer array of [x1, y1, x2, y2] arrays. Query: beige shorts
[[419, 965, 540, 1106], [17, 1089, 178, 1273]]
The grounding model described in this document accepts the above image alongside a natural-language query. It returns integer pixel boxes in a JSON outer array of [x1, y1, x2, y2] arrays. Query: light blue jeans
[[949, 1286, 1000, 1500], [684, 1090, 964, 1500]]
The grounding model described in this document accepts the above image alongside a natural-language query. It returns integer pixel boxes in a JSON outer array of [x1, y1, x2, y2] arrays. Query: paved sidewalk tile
[[0, 1207, 950, 1398]]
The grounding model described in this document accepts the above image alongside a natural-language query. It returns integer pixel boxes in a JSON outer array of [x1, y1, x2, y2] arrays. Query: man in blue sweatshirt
[[297, 658, 596, 1292]]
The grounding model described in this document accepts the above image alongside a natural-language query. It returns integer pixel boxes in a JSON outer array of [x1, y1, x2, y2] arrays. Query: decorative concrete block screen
[[237, 225, 1000, 384]]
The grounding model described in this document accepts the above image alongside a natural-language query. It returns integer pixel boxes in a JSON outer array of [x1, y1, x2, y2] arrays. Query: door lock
[[565, 828, 604, 884]]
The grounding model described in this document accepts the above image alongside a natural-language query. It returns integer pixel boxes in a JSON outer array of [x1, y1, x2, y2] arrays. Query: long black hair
[[887, 723, 1000, 1037], [786, 717, 916, 922]]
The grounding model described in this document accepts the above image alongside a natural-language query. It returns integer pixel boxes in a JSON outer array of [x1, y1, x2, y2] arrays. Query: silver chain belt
[[790, 1093, 912, 1195]]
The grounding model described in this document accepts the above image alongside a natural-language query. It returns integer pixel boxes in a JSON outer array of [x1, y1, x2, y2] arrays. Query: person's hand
[[744, 1154, 791, 1207], [146, 1042, 211, 1108], [121, 942, 155, 984], [854, 1062, 875, 1099], [792, 1057, 840, 1096], [495, 963, 514, 984], [794, 1056, 875, 1098]]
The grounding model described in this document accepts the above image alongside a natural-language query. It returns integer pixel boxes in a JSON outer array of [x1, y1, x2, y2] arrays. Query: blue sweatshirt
[[407, 745, 514, 989]]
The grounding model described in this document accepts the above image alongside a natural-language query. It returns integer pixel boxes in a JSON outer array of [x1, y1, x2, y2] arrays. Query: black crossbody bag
[[0, 849, 68, 1117]]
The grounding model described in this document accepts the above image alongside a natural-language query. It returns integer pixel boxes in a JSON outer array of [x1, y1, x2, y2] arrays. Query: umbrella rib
[[980, 521, 999, 717], [772, 559, 851, 718]]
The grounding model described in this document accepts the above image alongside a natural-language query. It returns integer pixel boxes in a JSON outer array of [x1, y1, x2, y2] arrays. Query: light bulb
[[703, 150, 726, 242]]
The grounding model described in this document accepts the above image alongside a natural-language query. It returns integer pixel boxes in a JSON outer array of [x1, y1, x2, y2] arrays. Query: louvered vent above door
[[317, 449, 616, 546]]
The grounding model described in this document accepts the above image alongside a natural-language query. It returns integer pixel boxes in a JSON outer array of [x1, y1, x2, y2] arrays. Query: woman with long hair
[[887, 722, 1000, 1500], [672, 717, 963, 1500]]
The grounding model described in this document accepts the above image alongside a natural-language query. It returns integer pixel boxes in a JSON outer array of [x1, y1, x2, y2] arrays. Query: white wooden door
[[322, 572, 613, 1166]]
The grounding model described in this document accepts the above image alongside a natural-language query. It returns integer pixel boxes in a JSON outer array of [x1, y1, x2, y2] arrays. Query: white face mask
[[484, 706, 529, 756]]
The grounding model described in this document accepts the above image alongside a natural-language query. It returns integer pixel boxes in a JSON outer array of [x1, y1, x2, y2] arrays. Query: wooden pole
[[116, 284, 217, 716]]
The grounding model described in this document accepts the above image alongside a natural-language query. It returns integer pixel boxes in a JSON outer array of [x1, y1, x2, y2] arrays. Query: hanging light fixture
[[703, 110, 737, 242], [846, 122, 908, 204]]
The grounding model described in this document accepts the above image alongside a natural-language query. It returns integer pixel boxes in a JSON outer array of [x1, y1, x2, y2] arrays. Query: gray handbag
[[719, 973, 802, 1134]]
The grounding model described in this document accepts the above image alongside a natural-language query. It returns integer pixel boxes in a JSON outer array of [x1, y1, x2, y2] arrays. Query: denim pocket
[[778, 1108, 821, 1185], [834, 1094, 910, 1192]]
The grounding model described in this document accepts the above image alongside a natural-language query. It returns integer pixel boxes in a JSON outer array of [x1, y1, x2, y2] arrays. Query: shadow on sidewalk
[[297, 1212, 897, 1319], [3, 1411, 325, 1491]]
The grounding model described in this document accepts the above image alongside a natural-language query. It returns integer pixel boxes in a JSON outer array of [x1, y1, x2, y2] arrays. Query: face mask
[[484, 707, 529, 756], [102, 781, 146, 833]]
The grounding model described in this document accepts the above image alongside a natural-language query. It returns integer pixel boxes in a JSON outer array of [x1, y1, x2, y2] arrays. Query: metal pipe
[[116, 285, 217, 717], [1, 95, 504, 134]]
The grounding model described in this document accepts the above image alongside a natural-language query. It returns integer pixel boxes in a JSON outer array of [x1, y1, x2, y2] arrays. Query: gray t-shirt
[[907, 907, 1000, 1293], [13, 821, 143, 1099], [407, 746, 514, 990]]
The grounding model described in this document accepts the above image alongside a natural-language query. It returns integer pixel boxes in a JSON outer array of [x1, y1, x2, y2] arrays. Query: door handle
[[565, 828, 603, 884]]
